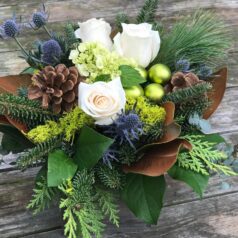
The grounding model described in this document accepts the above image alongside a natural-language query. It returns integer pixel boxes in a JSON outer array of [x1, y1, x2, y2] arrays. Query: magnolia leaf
[[48, 150, 77, 187], [119, 65, 146, 87], [0, 74, 32, 95], [203, 67, 227, 119], [122, 174, 166, 224], [163, 101, 175, 126], [74, 126, 114, 170], [124, 139, 192, 176], [168, 164, 209, 198]]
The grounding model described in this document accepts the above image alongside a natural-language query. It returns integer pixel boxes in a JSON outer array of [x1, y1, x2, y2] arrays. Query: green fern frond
[[96, 188, 120, 227], [161, 83, 212, 105], [27, 177, 58, 215], [17, 136, 61, 170], [96, 164, 123, 190], [0, 94, 57, 128], [136, 0, 159, 23], [181, 135, 237, 176]]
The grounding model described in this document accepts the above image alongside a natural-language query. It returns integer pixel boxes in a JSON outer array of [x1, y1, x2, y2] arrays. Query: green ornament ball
[[149, 64, 171, 84], [144, 83, 165, 101], [136, 67, 148, 79], [124, 85, 144, 98]]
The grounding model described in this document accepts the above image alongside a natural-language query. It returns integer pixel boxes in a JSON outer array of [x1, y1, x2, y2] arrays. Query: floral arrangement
[[0, 1, 236, 238]]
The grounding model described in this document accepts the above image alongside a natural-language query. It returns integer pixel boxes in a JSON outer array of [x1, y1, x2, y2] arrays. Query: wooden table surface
[[0, 1, 238, 237]]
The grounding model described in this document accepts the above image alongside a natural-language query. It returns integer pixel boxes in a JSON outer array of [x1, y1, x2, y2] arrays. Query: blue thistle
[[198, 65, 212, 79], [176, 59, 190, 72], [0, 16, 22, 39], [104, 111, 144, 149], [102, 148, 119, 168], [41, 39, 62, 65], [29, 4, 48, 29]]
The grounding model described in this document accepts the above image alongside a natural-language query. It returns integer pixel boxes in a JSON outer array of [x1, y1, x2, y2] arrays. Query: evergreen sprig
[[115, 13, 129, 32], [136, 0, 159, 23], [0, 94, 57, 127], [96, 164, 123, 190], [59, 170, 105, 238], [161, 83, 212, 105], [17, 137, 61, 170], [96, 188, 120, 227], [153, 11, 231, 71], [27, 177, 58, 215], [181, 135, 237, 176]]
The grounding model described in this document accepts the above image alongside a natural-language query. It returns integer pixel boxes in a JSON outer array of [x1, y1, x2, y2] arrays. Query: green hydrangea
[[27, 107, 94, 143], [126, 96, 166, 131], [69, 42, 137, 82]]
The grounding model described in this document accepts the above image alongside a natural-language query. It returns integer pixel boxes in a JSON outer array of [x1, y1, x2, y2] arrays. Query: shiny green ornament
[[136, 67, 148, 79], [124, 85, 144, 98], [149, 64, 171, 84], [145, 83, 165, 101]]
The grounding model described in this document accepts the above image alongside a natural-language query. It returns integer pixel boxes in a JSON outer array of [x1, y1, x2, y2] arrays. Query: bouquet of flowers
[[0, 1, 236, 237]]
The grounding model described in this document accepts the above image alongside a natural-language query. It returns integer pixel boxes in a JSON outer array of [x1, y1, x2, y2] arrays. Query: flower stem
[[13, 37, 29, 57], [43, 25, 52, 38]]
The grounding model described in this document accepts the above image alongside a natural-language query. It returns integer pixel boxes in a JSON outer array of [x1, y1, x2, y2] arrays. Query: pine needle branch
[[115, 13, 129, 31], [17, 136, 62, 170], [0, 94, 57, 128], [136, 0, 159, 23]]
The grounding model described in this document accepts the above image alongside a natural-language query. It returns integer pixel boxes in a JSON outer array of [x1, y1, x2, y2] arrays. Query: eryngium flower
[[102, 148, 119, 168], [41, 39, 62, 65], [176, 59, 190, 73], [104, 111, 144, 148], [0, 16, 21, 38], [198, 65, 212, 78], [30, 4, 48, 29]]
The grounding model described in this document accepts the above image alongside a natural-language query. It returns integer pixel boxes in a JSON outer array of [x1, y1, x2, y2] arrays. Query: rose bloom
[[78, 77, 126, 125], [113, 23, 161, 67], [75, 18, 113, 50]]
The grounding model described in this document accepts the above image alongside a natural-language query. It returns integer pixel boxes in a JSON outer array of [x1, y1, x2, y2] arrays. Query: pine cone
[[28, 64, 84, 114], [170, 72, 203, 92]]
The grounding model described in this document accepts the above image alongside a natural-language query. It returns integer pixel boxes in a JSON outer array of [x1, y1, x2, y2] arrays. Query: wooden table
[[0, 1, 238, 237]]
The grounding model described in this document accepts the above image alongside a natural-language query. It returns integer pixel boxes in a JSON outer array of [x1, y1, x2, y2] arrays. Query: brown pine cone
[[170, 72, 203, 92], [28, 64, 84, 114]]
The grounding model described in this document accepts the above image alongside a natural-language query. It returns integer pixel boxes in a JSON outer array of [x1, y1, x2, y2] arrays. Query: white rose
[[75, 18, 113, 50], [113, 23, 161, 68], [78, 77, 126, 125]]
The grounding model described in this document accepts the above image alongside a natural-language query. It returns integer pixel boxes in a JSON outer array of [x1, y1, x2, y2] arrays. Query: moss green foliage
[[0, 94, 57, 128], [180, 135, 237, 176], [126, 96, 166, 131], [154, 11, 231, 71], [27, 107, 93, 143], [69, 42, 136, 82], [96, 188, 120, 227], [59, 170, 105, 238], [27, 177, 58, 215], [136, 0, 159, 23], [96, 164, 124, 190], [17, 136, 61, 170]]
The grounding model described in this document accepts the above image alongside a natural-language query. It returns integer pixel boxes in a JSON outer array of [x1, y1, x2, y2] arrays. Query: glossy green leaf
[[168, 164, 209, 198], [74, 126, 114, 170], [20, 67, 37, 75], [95, 74, 111, 82], [48, 150, 77, 187], [121, 173, 166, 224], [119, 65, 146, 87]]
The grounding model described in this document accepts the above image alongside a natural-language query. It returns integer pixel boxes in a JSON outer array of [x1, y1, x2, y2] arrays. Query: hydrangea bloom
[[69, 42, 137, 81]]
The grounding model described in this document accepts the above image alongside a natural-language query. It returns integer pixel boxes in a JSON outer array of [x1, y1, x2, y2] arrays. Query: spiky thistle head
[[102, 147, 119, 168], [103, 111, 144, 149], [30, 4, 48, 29], [41, 39, 62, 65], [175, 59, 190, 73], [198, 65, 212, 79], [0, 16, 22, 39]]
